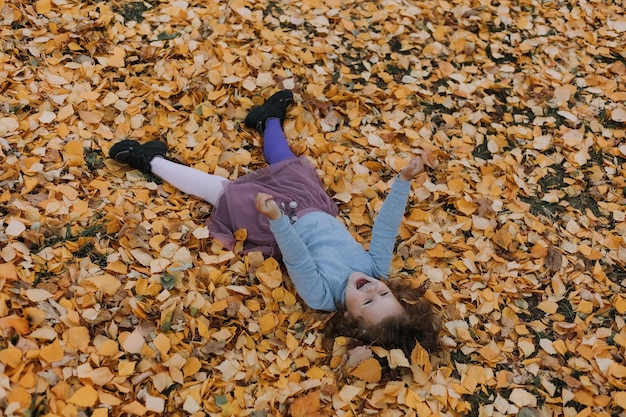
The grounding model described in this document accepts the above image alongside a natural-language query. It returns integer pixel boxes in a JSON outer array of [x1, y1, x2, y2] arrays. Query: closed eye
[[380, 292, 389, 296], [363, 299, 372, 306]]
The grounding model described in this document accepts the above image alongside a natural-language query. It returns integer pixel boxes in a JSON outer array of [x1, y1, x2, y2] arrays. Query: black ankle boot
[[109, 140, 167, 174], [244, 90, 294, 132]]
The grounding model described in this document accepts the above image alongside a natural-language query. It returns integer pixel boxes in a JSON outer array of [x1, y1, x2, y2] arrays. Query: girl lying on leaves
[[109, 90, 440, 357]]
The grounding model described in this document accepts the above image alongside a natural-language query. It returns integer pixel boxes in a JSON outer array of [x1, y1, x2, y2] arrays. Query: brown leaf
[[290, 391, 323, 417], [545, 247, 563, 272]]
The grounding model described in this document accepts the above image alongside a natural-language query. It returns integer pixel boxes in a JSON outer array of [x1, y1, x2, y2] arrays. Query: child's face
[[344, 272, 404, 326]]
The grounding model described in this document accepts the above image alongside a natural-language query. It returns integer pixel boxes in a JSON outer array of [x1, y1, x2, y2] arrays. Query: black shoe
[[244, 90, 294, 132], [109, 139, 167, 174]]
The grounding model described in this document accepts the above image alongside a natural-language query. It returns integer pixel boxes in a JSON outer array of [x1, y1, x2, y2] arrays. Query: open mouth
[[356, 278, 369, 289]]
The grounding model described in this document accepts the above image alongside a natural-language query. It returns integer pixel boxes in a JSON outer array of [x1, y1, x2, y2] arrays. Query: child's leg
[[263, 118, 296, 164], [150, 157, 228, 206]]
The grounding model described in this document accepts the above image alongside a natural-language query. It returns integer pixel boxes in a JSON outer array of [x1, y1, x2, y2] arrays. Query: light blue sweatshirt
[[268, 177, 411, 311]]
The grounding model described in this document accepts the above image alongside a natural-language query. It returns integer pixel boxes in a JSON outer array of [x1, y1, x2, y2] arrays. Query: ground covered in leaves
[[1, 0, 626, 415]]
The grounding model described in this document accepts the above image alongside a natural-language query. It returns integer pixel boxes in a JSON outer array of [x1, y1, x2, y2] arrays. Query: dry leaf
[[350, 357, 382, 383], [290, 391, 323, 417], [4, 0, 625, 414]]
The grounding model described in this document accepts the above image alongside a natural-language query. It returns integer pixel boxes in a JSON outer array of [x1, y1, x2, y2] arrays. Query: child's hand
[[399, 149, 434, 181], [256, 193, 282, 220]]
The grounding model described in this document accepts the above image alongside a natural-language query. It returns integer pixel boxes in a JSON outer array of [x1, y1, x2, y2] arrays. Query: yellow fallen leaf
[[350, 357, 382, 383], [388, 349, 411, 369], [0, 347, 22, 368], [40, 339, 64, 363], [67, 326, 91, 352], [92, 408, 109, 417], [614, 296, 626, 315], [552, 339, 568, 355], [411, 342, 432, 374], [118, 360, 136, 377], [97, 339, 119, 356], [105, 260, 128, 274], [576, 300, 594, 314], [615, 392, 626, 409], [35, 0, 51, 14], [183, 357, 202, 377], [456, 198, 477, 215], [259, 313, 277, 334], [121, 329, 146, 353], [23, 307, 46, 327], [306, 367, 325, 379], [537, 299, 559, 314], [153, 333, 171, 356], [86, 274, 122, 296], [88, 367, 115, 385], [492, 228, 513, 249], [509, 388, 537, 407], [256, 257, 283, 288], [68, 385, 99, 407], [0, 315, 31, 335], [63, 140, 84, 157], [290, 391, 322, 417], [609, 363, 626, 378], [518, 339, 535, 357], [338, 384, 363, 403], [108, 46, 126, 68], [0, 263, 17, 280]]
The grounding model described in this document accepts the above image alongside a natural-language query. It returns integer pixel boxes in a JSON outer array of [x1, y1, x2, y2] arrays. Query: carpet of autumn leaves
[[1, 0, 626, 415]]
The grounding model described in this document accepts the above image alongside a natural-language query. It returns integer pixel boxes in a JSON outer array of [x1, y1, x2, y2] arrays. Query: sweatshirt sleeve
[[368, 177, 411, 277], [268, 215, 337, 311]]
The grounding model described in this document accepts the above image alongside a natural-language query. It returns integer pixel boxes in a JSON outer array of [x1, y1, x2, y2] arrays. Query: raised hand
[[255, 192, 282, 220], [399, 149, 434, 181]]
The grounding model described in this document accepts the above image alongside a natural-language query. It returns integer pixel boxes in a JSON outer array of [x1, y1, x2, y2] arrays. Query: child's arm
[[369, 154, 430, 275], [256, 193, 337, 311]]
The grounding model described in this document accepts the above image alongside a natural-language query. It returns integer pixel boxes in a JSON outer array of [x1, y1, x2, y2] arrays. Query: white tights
[[150, 157, 228, 206]]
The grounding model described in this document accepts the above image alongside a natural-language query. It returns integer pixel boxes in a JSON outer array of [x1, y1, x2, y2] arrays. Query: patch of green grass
[[117, 2, 150, 23], [31, 217, 105, 254], [24, 391, 47, 417], [84, 147, 104, 171], [519, 195, 564, 220], [566, 191, 601, 218], [538, 164, 567, 190], [556, 299, 576, 323], [472, 141, 491, 160]]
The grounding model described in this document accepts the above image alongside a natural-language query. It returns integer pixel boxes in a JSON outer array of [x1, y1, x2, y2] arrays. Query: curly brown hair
[[326, 278, 440, 357]]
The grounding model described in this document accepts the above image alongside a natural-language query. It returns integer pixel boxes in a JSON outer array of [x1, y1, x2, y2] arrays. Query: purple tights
[[263, 118, 296, 164]]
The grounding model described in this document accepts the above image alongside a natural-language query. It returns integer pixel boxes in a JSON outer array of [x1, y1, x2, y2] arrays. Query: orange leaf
[[35, 0, 51, 14], [68, 385, 99, 408], [67, 326, 91, 352], [256, 257, 283, 288], [0, 347, 23, 368], [107, 46, 126, 68], [290, 391, 323, 417], [259, 312, 277, 334], [350, 357, 382, 383], [0, 263, 17, 280], [40, 339, 64, 363], [455, 198, 477, 215], [492, 228, 513, 250], [411, 342, 432, 374], [63, 140, 84, 157], [0, 315, 30, 335]]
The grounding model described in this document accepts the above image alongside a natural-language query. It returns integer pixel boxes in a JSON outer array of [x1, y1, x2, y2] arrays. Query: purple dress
[[206, 156, 338, 257]]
